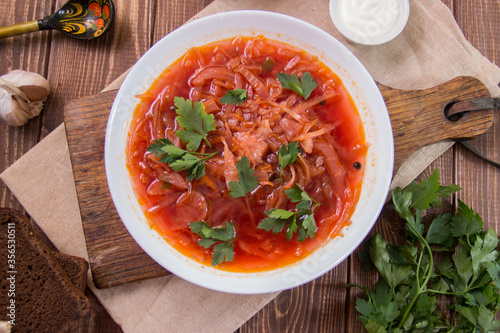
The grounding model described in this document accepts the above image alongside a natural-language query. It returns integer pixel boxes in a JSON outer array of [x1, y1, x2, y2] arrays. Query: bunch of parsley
[[350, 170, 500, 332]]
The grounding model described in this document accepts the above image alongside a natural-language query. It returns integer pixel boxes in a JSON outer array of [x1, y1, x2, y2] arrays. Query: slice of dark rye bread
[[0, 208, 90, 332]]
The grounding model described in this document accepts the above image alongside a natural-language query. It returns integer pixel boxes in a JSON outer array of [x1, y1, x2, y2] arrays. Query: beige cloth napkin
[[2, 0, 500, 332]]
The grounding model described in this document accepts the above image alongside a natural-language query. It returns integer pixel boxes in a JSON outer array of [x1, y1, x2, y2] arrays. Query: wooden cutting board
[[64, 76, 494, 289]]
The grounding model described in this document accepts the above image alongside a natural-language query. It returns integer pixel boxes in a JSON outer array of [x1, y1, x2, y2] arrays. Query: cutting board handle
[[379, 76, 494, 173]]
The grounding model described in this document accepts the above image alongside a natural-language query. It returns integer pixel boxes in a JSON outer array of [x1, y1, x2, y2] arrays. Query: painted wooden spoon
[[0, 0, 114, 40]]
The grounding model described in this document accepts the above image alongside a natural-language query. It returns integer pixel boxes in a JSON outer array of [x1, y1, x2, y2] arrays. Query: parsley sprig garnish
[[174, 97, 216, 150], [147, 139, 218, 181], [350, 169, 500, 332], [220, 89, 247, 106], [228, 156, 259, 198], [277, 72, 317, 100], [258, 185, 320, 242], [189, 221, 235, 266], [278, 142, 299, 183], [147, 97, 219, 181]]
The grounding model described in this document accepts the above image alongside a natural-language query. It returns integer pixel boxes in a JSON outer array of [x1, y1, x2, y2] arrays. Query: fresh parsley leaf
[[258, 209, 294, 234], [430, 277, 450, 293], [266, 209, 296, 220], [450, 199, 483, 238], [298, 212, 317, 242], [355, 279, 401, 328], [470, 229, 499, 276], [436, 183, 462, 198], [190, 221, 213, 238], [258, 185, 319, 242], [276, 72, 317, 100], [189, 221, 235, 266], [147, 138, 218, 181], [393, 170, 461, 218], [147, 138, 170, 156], [369, 234, 413, 290], [453, 246, 473, 285], [364, 319, 388, 333], [190, 221, 235, 241], [220, 89, 247, 105], [485, 262, 500, 287], [228, 156, 259, 198], [295, 200, 312, 211], [392, 187, 413, 219], [435, 256, 454, 279], [355, 298, 377, 321], [198, 238, 218, 248], [425, 213, 456, 248], [404, 209, 425, 242], [147, 138, 185, 164], [467, 284, 497, 308], [454, 305, 477, 328], [387, 244, 410, 265], [413, 293, 441, 329], [285, 184, 314, 203], [299, 72, 317, 99], [403, 169, 441, 210], [212, 241, 235, 267], [174, 97, 216, 151], [278, 142, 299, 183], [477, 306, 500, 332], [168, 153, 201, 172]]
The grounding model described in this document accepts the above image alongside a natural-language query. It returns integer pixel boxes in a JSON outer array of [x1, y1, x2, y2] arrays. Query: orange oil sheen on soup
[[126, 36, 367, 272]]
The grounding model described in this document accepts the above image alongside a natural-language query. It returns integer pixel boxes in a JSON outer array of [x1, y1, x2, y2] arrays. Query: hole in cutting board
[[443, 99, 463, 122]]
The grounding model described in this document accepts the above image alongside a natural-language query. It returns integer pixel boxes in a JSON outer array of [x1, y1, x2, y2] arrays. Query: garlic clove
[[0, 70, 50, 127], [9, 98, 31, 126], [0, 93, 30, 127], [1, 70, 50, 101]]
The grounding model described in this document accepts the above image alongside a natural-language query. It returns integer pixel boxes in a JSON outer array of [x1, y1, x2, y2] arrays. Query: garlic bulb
[[0, 70, 50, 126]]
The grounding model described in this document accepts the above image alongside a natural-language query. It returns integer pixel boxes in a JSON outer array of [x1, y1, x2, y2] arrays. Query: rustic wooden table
[[1, 0, 498, 332]]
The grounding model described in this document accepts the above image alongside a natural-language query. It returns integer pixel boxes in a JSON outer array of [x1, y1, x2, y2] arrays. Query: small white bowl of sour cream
[[330, 0, 410, 45]]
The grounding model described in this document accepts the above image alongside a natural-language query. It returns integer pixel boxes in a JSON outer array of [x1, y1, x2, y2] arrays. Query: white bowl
[[330, 0, 410, 45], [105, 10, 394, 294]]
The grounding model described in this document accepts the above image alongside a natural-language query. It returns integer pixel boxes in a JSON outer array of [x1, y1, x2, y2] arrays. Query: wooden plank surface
[[0, 0, 52, 210], [64, 91, 169, 288], [454, 0, 500, 227], [0, 0, 498, 332]]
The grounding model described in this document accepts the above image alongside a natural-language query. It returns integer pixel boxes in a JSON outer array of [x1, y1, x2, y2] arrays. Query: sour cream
[[330, 0, 410, 45]]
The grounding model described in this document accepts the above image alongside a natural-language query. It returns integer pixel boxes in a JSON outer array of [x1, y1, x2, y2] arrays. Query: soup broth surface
[[127, 36, 367, 271]]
